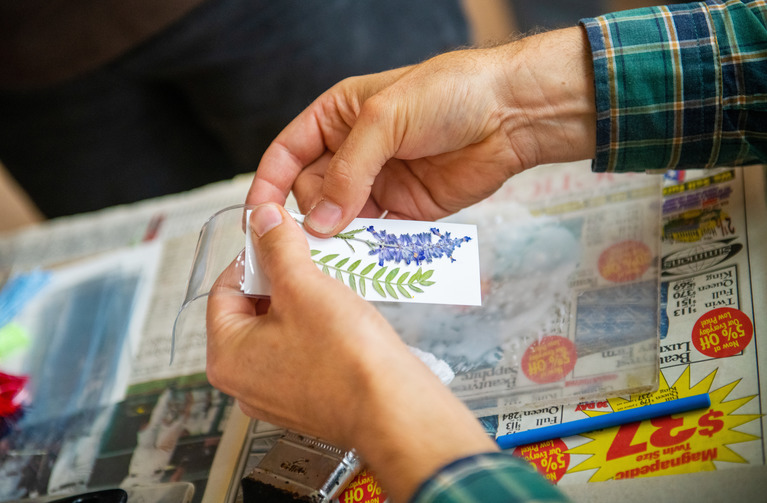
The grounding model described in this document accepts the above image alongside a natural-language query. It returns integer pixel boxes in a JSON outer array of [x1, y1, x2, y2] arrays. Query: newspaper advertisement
[[206, 164, 765, 503], [0, 164, 763, 503]]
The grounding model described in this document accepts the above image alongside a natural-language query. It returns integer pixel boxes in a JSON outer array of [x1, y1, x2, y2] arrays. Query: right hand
[[246, 26, 596, 236]]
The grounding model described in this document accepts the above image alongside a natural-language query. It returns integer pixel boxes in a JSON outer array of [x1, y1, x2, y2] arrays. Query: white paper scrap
[[243, 211, 481, 306]]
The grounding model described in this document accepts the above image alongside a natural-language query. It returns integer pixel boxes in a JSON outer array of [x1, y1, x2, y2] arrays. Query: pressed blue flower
[[362, 226, 470, 266]]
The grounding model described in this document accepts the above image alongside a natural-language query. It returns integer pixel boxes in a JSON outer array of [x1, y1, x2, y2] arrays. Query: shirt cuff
[[409, 452, 569, 503], [580, 2, 720, 173]]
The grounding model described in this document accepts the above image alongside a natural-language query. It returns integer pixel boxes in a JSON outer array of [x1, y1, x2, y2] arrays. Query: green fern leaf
[[320, 254, 339, 264], [372, 280, 385, 298], [372, 266, 387, 281]]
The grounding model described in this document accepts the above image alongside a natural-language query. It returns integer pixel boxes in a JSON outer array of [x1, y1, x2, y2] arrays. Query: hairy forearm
[[348, 350, 497, 502], [496, 26, 597, 168]]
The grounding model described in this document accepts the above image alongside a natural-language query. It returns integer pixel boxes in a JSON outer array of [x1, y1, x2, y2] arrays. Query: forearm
[[350, 357, 569, 502], [349, 351, 498, 502], [495, 26, 597, 169]]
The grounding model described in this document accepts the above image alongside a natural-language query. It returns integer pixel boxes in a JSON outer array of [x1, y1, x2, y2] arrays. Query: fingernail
[[306, 199, 342, 234], [250, 204, 283, 237]]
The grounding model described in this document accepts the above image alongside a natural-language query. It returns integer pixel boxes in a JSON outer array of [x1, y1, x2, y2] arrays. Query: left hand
[[205, 203, 497, 502], [205, 204, 410, 445]]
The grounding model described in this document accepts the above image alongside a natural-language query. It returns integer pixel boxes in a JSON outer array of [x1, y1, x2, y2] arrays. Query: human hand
[[247, 26, 595, 236], [205, 203, 496, 501]]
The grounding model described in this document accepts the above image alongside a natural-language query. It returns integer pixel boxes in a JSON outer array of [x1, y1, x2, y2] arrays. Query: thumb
[[249, 203, 316, 286], [304, 102, 397, 237]]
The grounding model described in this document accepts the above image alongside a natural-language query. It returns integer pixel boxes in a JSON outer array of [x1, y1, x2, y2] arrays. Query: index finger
[[246, 68, 414, 207], [246, 104, 330, 206]]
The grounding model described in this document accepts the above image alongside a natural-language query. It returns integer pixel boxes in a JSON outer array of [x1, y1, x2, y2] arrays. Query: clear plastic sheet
[[172, 204, 255, 363], [173, 163, 663, 410]]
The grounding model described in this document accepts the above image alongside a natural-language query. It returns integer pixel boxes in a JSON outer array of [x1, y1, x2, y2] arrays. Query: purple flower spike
[[365, 226, 470, 266]]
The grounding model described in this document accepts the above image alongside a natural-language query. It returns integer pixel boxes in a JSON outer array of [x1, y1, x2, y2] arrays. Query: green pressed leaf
[[372, 266, 387, 281], [320, 254, 339, 264], [334, 227, 366, 239], [342, 240, 356, 252], [372, 280, 385, 298], [312, 247, 436, 299]]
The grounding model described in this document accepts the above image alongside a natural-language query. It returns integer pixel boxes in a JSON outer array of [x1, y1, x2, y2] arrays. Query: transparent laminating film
[[173, 162, 663, 413], [171, 204, 256, 365], [395, 162, 663, 413]]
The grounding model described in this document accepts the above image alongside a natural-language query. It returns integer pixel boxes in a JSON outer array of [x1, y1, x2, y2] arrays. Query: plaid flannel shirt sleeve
[[409, 452, 569, 503], [581, 0, 767, 173]]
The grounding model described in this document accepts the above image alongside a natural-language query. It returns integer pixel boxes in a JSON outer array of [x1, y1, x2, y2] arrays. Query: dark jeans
[[0, 0, 468, 217], [511, 0, 607, 31]]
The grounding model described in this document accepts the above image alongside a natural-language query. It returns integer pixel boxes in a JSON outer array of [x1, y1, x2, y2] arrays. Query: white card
[[243, 211, 481, 306]]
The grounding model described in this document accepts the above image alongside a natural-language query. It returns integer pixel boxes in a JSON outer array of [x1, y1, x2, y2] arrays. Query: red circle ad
[[598, 240, 652, 282], [513, 438, 570, 483], [521, 336, 577, 384], [691, 307, 753, 358], [338, 469, 387, 503]]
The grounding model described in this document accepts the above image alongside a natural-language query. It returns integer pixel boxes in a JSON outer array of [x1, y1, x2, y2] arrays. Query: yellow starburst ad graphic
[[566, 366, 761, 482]]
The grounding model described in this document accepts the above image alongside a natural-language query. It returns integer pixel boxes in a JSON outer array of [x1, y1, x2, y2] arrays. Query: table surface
[[1, 165, 765, 503]]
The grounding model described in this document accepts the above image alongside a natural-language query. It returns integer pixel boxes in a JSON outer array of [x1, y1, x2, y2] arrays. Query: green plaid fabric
[[410, 453, 569, 503], [581, 1, 767, 172]]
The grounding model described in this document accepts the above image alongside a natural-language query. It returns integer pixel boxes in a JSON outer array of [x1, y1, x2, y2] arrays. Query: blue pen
[[496, 393, 711, 450]]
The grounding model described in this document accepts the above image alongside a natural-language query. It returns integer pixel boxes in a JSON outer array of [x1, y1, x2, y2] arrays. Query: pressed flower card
[[242, 211, 481, 306]]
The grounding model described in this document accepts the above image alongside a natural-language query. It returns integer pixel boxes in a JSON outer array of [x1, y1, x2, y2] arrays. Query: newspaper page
[[206, 163, 765, 503], [0, 176, 253, 502], [547, 165, 766, 486], [1, 164, 763, 503]]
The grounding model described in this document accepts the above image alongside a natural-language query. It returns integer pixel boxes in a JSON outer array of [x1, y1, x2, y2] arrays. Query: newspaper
[[205, 164, 766, 503], [0, 177, 251, 502], [0, 164, 764, 503]]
